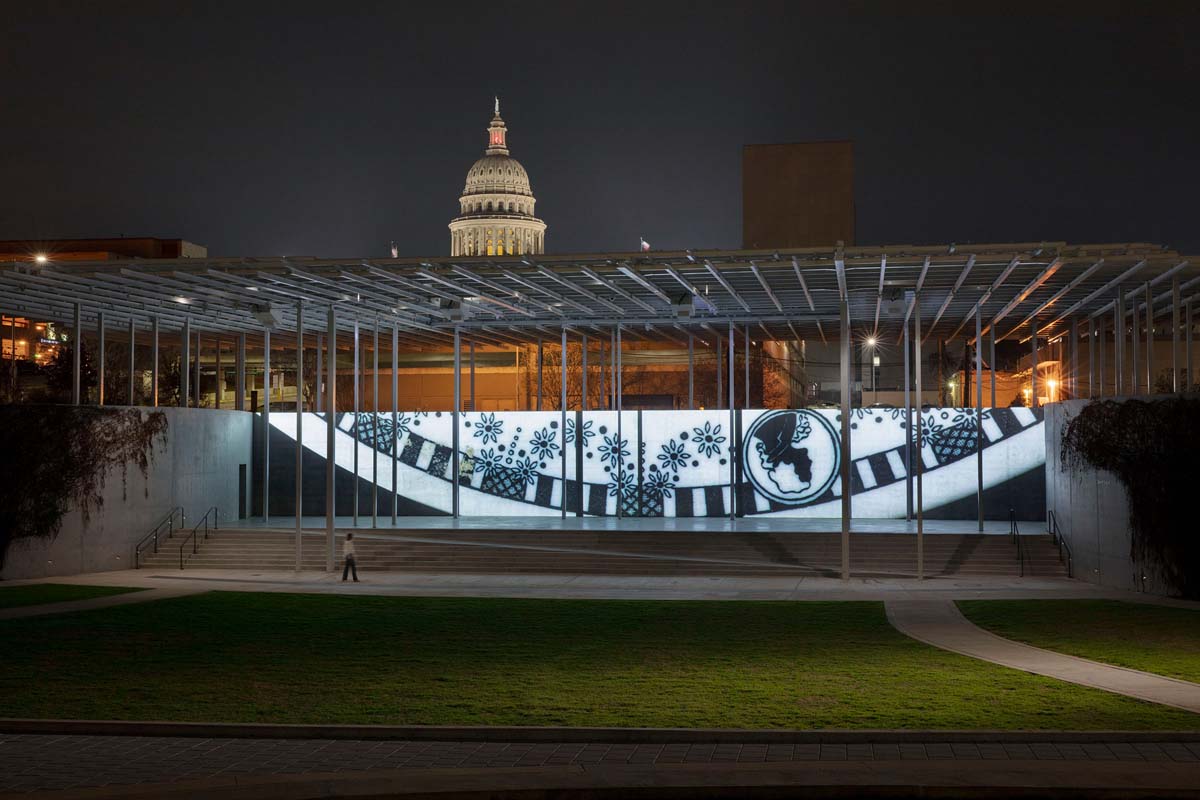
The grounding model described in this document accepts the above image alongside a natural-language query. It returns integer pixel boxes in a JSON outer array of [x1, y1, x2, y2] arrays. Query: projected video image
[[271, 406, 1045, 519]]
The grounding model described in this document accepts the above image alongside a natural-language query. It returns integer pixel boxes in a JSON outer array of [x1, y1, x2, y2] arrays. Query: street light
[[865, 336, 879, 403]]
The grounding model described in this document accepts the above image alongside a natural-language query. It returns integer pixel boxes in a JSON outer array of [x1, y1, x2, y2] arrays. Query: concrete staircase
[[136, 528, 1071, 578]]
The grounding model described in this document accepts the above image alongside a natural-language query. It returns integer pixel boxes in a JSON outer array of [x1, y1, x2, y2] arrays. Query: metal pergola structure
[[3, 240, 1196, 579]]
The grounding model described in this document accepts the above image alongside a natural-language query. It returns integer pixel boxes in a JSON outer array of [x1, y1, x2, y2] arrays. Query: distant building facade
[[0, 237, 206, 262], [449, 100, 546, 256], [742, 141, 855, 249]]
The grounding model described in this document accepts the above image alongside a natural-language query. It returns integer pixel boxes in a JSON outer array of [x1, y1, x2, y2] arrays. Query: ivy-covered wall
[[1048, 397, 1200, 599], [0, 407, 252, 580]]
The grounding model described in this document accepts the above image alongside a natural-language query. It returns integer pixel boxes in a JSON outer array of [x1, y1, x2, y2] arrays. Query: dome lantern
[[449, 99, 547, 257]]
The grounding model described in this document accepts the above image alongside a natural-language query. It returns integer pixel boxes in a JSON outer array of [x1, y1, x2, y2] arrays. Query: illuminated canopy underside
[[0, 242, 1194, 349]]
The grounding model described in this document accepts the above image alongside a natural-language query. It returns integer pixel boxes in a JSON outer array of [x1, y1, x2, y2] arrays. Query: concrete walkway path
[[0, 587, 204, 622], [887, 598, 1200, 714]]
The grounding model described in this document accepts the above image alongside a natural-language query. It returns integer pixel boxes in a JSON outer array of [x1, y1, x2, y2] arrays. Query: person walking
[[341, 532, 359, 582]]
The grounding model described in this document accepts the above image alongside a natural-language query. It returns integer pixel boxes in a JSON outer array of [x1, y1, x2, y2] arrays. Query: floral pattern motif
[[513, 456, 540, 486], [472, 447, 504, 478], [565, 418, 594, 447], [472, 412, 503, 444], [644, 470, 676, 498], [598, 433, 630, 468], [691, 421, 726, 458], [657, 439, 690, 471], [530, 427, 560, 461], [607, 469, 635, 497]]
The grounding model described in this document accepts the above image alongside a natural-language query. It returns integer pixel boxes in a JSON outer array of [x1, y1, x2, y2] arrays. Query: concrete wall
[[1, 407, 252, 580], [1045, 399, 1171, 595]]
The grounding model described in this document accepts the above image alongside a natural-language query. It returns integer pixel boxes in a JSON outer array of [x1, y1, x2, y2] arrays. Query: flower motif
[[530, 427, 560, 461], [645, 470, 676, 499], [472, 447, 504, 478], [692, 421, 726, 458], [597, 433, 630, 468], [513, 456, 540, 486], [565, 418, 594, 447], [396, 412, 412, 438], [657, 439, 690, 471], [607, 469, 635, 497], [472, 412, 503, 444]]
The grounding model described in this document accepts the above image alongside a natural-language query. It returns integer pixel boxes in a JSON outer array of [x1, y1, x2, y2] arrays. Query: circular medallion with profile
[[741, 410, 840, 506]]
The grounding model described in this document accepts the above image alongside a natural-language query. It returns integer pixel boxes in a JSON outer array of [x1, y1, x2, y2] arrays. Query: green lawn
[[1, 593, 1197, 729], [959, 599, 1200, 684], [0, 583, 143, 610]]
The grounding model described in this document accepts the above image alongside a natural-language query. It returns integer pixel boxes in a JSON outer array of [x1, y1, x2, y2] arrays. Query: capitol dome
[[463, 155, 532, 197], [449, 99, 546, 257]]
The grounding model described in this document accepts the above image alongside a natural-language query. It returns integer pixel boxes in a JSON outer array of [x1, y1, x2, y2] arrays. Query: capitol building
[[449, 100, 546, 256]]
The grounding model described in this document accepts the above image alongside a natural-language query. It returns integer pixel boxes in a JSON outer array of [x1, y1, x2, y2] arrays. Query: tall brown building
[[742, 141, 855, 249]]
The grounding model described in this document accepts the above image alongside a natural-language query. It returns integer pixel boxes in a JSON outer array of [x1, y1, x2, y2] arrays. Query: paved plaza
[[2, 731, 1200, 795]]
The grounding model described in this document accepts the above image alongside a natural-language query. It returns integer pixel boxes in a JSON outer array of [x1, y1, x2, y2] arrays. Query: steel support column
[[839, 300, 851, 580], [469, 341, 475, 411], [97, 311, 105, 406], [914, 299, 924, 579], [1132, 296, 1141, 395], [72, 302, 82, 405], [1114, 290, 1124, 396], [194, 332, 201, 408], [536, 338, 543, 411], [616, 325, 623, 518], [687, 332, 694, 408], [391, 323, 399, 525], [975, 306, 983, 532], [1088, 319, 1096, 398], [716, 334, 723, 408], [561, 326, 568, 519], [235, 332, 245, 411], [215, 338, 221, 409], [581, 334, 588, 410], [744, 324, 750, 409], [128, 316, 136, 404], [325, 307, 336, 571], [1145, 281, 1154, 394], [1173, 277, 1181, 393], [1069, 320, 1079, 399], [1188, 301, 1194, 392], [1030, 321, 1038, 408], [452, 326, 461, 518], [152, 316, 160, 407], [352, 320, 359, 525], [262, 328, 270, 522], [372, 321, 379, 528], [989, 328, 997, 409], [314, 332, 322, 412], [180, 317, 190, 408], [295, 302, 304, 570], [903, 320, 911, 521], [728, 321, 735, 522]]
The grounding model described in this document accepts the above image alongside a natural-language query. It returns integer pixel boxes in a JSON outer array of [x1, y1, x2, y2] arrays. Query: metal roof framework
[[1, 242, 1195, 351]]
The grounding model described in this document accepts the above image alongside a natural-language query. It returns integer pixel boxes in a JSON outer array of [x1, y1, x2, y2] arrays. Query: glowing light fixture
[[34, 253, 48, 264]]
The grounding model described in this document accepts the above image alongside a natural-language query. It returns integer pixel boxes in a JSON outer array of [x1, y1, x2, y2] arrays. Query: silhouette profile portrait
[[752, 412, 814, 495]]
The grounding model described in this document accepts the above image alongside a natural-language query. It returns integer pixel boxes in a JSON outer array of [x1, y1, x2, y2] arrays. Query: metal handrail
[[1010, 508, 1024, 578], [179, 506, 219, 570], [1047, 510, 1074, 578], [134, 507, 185, 569]]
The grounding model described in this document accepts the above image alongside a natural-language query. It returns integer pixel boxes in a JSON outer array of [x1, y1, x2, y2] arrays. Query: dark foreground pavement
[[3, 730, 1200, 799]]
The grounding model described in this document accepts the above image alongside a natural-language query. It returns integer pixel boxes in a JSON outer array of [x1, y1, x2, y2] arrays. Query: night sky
[[2, 2, 1197, 258]]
